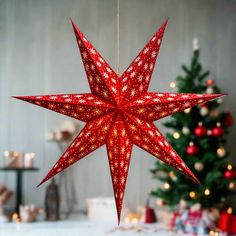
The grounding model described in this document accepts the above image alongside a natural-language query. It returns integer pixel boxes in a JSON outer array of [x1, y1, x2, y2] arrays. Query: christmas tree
[[151, 39, 234, 209]]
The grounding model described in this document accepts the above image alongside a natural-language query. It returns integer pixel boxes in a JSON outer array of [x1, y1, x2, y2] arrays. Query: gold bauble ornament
[[189, 191, 197, 199], [217, 146, 226, 158]]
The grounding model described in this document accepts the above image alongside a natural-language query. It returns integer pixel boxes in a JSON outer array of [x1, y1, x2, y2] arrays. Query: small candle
[[12, 212, 20, 223], [3, 151, 23, 168], [4, 151, 9, 157], [227, 207, 232, 214], [24, 153, 35, 168], [192, 38, 199, 51]]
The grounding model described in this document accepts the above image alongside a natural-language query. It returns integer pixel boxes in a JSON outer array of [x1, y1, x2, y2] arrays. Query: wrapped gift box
[[156, 207, 173, 226], [86, 197, 129, 222]]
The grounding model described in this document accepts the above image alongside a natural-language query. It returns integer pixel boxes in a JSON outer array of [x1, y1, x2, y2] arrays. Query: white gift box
[[86, 197, 129, 222]]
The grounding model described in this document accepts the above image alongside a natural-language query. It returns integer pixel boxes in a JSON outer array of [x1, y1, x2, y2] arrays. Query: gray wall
[[0, 0, 236, 210]]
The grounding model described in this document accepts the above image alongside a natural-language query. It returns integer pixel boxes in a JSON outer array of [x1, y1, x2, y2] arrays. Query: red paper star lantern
[[13, 19, 224, 223]]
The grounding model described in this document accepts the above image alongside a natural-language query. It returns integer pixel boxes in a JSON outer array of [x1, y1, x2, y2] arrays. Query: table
[[0, 167, 39, 213]]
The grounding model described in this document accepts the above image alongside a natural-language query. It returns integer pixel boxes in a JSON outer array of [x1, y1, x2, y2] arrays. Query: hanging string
[[116, 0, 120, 75]]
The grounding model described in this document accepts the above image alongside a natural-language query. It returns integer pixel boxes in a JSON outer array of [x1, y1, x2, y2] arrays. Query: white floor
[[0, 214, 176, 236]]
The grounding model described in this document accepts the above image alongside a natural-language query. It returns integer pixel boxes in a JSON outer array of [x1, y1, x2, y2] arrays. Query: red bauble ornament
[[212, 123, 225, 137], [224, 170, 232, 179], [205, 79, 214, 86], [223, 112, 234, 127], [187, 142, 199, 155], [194, 122, 207, 137], [224, 170, 236, 179]]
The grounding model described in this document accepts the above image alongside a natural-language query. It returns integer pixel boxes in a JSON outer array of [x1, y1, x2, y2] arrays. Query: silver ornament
[[194, 162, 204, 171], [182, 127, 190, 135], [200, 107, 208, 116]]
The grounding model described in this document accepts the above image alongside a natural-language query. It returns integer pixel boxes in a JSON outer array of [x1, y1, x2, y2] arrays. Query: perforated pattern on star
[[13, 94, 115, 122], [14, 19, 224, 223], [106, 114, 133, 222], [124, 92, 220, 122]]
